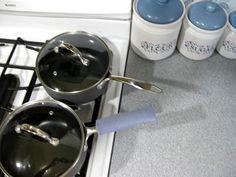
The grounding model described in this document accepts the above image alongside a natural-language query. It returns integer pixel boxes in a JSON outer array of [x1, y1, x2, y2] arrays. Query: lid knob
[[206, 3, 216, 13]]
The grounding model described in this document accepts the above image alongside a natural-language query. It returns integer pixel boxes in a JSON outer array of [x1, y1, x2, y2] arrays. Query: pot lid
[[136, 0, 184, 24], [0, 101, 84, 177], [36, 32, 110, 93], [188, 1, 227, 30], [229, 10, 236, 28]]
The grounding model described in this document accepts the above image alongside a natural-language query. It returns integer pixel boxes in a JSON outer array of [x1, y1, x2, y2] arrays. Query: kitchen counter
[[109, 48, 236, 177]]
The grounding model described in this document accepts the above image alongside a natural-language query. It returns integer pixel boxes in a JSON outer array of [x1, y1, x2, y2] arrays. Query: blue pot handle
[[96, 106, 156, 134]]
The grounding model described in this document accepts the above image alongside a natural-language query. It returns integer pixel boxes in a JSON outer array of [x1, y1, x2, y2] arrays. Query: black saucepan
[[35, 31, 162, 104], [0, 99, 156, 177]]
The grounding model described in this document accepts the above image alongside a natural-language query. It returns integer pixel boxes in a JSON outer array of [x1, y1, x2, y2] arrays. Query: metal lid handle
[[97, 75, 162, 94], [15, 123, 59, 146], [54, 40, 90, 66]]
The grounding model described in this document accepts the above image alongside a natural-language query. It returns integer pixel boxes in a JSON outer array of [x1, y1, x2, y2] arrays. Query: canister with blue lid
[[131, 0, 185, 60], [177, 0, 227, 60], [217, 10, 236, 59]]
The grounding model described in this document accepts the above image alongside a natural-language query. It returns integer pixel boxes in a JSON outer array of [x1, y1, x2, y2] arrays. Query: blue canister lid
[[136, 0, 184, 24], [229, 11, 236, 29], [188, 1, 227, 30]]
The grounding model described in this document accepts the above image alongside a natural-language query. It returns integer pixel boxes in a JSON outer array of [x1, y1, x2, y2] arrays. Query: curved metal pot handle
[[97, 75, 162, 93], [15, 123, 60, 146], [83, 125, 97, 151], [53, 40, 90, 66]]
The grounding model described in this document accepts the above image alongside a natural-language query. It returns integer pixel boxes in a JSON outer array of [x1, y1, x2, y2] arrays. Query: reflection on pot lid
[[229, 10, 236, 28], [0, 102, 83, 177], [136, 0, 184, 24], [188, 1, 227, 30]]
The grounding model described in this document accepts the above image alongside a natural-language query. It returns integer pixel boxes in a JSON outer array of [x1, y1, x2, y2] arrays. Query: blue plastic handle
[[96, 106, 156, 135]]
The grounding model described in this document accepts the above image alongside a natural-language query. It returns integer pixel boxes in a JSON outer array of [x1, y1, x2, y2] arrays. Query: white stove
[[0, 1, 132, 176]]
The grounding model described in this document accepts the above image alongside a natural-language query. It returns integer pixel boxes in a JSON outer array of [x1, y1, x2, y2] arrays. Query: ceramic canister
[[131, 0, 185, 60], [177, 1, 227, 60], [216, 10, 236, 59]]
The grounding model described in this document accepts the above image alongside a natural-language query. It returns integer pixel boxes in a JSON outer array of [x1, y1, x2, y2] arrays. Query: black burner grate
[[0, 37, 101, 177], [0, 37, 43, 103]]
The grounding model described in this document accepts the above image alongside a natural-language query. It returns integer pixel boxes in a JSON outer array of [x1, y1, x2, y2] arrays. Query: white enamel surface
[[0, 14, 130, 43], [177, 12, 226, 60], [9, 45, 38, 67], [130, 1, 185, 60], [0, 0, 132, 19], [0, 44, 13, 63], [131, 13, 182, 60], [30, 85, 51, 101], [216, 25, 236, 59]]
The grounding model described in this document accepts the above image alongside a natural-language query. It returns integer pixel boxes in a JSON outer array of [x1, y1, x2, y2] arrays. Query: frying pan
[[0, 99, 156, 177], [35, 31, 162, 104]]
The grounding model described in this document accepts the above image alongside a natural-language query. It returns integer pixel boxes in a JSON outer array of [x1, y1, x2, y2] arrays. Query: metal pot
[[35, 31, 162, 104], [0, 99, 156, 177]]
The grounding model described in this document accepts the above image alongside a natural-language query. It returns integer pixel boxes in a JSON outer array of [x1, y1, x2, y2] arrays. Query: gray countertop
[[109, 48, 236, 177]]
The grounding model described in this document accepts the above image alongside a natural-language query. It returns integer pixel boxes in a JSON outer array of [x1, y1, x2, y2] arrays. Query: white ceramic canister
[[131, 0, 185, 60], [177, 1, 227, 60], [216, 10, 236, 59]]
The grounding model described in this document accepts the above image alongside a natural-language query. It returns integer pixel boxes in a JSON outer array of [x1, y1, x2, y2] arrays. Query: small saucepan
[[0, 99, 156, 177], [35, 31, 162, 104]]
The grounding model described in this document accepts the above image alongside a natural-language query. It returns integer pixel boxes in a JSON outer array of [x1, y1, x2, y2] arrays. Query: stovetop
[[0, 0, 132, 175], [0, 37, 102, 177]]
